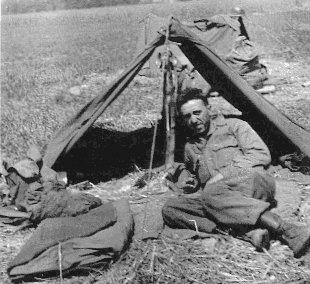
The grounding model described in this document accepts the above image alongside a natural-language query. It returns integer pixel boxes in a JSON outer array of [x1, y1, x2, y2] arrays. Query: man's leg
[[162, 196, 216, 233], [163, 194, 271, 250], [223, 169, 276, 204], [201, 170, 310, 257], [201, 171, 274, 227]]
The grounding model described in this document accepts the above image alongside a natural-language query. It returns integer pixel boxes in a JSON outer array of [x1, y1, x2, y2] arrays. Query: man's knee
[[230, 169, 276, 197], [246, 169, 275, 183], [202, 183, 227, 205], [252, 170, 276, 196]]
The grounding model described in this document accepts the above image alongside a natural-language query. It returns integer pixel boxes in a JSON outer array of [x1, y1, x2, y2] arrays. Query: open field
[[1, 1, 310, 283]]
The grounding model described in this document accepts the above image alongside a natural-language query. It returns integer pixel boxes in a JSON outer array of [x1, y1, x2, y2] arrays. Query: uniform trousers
[[162, 170, 277, 232]]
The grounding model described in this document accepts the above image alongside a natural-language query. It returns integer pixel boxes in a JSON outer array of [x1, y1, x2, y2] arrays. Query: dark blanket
[[30, 186, 102, 223], [8, 202, 117, 278]]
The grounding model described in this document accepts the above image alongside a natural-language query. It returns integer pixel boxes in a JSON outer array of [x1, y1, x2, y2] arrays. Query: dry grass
[[2, 171, 310, 284], [102, 237, 310, 284]]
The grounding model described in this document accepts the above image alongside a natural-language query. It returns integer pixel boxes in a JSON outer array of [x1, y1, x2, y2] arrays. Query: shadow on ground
[[53, 120, 186, 183]]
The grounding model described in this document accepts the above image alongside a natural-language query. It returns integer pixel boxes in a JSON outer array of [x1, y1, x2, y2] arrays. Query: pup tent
[[135, 13, 268, 90], [43, 16, 310, 180]]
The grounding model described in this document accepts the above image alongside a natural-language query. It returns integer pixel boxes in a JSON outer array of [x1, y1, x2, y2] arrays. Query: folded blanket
[[8, 202, 116, 275], [8, 199, 134, 281]]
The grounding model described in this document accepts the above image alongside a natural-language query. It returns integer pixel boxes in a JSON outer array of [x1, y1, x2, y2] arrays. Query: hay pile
[[1, 169, 310, 284], [103, 236, 310, 284], [80, 171, 310, 284]]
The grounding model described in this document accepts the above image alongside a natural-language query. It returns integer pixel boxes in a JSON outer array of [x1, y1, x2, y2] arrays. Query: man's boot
[[258, 211, 310, 258], [244, 228, 270, 251], [231, 227, 270, 251]]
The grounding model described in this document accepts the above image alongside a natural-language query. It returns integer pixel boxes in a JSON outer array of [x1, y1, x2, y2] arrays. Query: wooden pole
[[162, 54, 176, 169], [161, 16, 177, 170], [168, 68, 178, 166]]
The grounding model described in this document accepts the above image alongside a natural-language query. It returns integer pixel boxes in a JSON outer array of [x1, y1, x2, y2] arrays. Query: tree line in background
[[1, 0, 142, 15]]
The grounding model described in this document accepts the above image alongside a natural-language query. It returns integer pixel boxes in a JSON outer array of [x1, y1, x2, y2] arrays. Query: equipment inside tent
[[135, 13, 268, 90], [43, 16, 310, 181]]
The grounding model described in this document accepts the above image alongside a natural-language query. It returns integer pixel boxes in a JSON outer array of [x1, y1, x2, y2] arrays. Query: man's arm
[[219, 118, 271, 178], [180, 145, 200, 193], [165, 146, 200, 194]]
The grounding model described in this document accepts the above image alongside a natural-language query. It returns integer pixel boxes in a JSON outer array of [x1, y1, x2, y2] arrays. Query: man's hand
[[180, 177, 199, 194], [207, 173, 224, 185]]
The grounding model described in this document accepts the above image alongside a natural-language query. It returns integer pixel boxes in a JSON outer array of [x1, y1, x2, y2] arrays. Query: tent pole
[[167, 67, 178, 167], [163, 61, 174, 169], [162, 16, 176, 170]]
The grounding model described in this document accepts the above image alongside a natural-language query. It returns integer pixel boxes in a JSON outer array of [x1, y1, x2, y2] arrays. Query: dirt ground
[[1, 57, 310, 283]]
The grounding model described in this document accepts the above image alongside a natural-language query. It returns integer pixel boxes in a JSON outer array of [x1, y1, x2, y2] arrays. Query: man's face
[[180, 99, 210, 135]]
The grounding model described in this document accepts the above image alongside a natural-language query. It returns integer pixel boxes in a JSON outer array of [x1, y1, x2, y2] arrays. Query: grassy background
[[1, 0, 140, 14], [1, 1, 310, 164], [2, 0, 309, 14]]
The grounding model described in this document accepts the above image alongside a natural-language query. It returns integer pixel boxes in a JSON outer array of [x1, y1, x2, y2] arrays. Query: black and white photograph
[[1, 0, 310, 283]]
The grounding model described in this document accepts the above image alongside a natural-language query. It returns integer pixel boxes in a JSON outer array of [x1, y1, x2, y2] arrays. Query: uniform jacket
[[184, 114, 271, 186]]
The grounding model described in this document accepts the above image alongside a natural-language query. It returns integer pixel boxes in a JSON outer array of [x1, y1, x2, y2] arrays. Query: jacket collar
[[207, 113, 226, 137]]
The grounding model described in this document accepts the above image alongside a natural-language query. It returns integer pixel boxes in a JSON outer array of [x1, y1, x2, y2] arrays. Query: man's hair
[[176, 88, 208, 113]]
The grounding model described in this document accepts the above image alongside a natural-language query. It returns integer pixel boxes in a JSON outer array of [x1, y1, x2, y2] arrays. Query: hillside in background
[[2, 0, 310, 15], [1, 0, 140, 14]]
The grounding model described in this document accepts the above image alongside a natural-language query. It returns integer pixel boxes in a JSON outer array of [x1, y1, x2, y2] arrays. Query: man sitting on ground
[[162, 88, 310, 257]]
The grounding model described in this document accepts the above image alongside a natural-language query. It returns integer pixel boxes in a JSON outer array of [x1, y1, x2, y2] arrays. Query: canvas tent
[[135, 13, 267, 89], [44, 17, 310, 175]]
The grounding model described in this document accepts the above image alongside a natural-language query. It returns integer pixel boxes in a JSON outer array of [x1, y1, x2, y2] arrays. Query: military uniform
[[163, 114, 276, 232]]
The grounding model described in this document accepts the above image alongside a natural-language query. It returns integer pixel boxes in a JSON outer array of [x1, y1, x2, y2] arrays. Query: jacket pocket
[[209, 137, 241, 169], [209, 136, 239, 152]]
